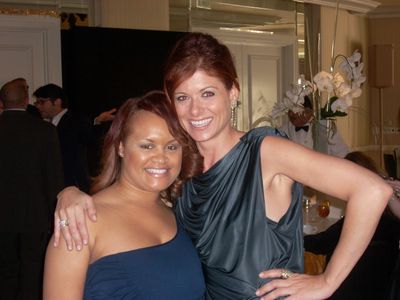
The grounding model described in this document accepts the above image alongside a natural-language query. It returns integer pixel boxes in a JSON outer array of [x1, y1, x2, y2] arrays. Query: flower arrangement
[[269, 50, 366, 123]]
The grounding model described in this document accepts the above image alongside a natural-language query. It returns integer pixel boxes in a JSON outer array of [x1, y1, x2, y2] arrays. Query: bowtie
[[295, 125, 309, 132]]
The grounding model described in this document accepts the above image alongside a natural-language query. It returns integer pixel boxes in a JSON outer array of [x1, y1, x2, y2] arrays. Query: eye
[[202, 90, 215, 98], [166, 143, 181, 151], [140, 143, 154, 150], [175, 94, 189, 102]]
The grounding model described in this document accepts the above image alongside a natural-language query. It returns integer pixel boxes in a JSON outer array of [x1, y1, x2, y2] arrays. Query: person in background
[[0, 81, 64, 300], [304, 151, 400, 300], [33, 83, 94, 192], [53, 32, 392, 300], [279, 95, 349, 158], [8, 77, 42, 118], [43, 91, 205, 299], [33, 84, 115, 192]]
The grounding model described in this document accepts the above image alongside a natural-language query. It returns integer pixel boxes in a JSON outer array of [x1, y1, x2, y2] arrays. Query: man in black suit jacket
[[33, 84, 97, 192], [0, 81, 64, 299]]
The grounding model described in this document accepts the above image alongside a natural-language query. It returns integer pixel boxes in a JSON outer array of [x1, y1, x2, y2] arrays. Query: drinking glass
[[318, 199, 330, 218]]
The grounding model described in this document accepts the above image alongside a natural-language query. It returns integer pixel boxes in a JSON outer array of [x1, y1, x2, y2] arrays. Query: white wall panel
[[0, 14, 61, 102]]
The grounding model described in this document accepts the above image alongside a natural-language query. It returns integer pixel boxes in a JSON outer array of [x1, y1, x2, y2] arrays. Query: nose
[[189, 98, 203, 117], [151, 149, 168, 164]]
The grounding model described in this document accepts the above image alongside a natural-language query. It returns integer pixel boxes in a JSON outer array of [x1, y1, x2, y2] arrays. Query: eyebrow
[[141, 137, 179, 144], [200, 86, 217, 92]]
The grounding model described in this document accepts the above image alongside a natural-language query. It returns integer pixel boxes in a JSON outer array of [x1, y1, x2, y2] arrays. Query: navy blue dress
[[83, 224, 205, 299], [175, 127, 304, 299]]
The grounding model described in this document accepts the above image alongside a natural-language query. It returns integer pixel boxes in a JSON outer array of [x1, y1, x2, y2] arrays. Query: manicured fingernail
[[77, 245, 82, 251], [83, 239, 88, 245], [92, 214, 97, 221], [68, 245, 72, 251], [259, 272, 264, 277], [256, 290, 261, 296]]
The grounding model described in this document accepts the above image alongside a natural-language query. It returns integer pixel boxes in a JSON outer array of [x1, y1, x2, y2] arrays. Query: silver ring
[[59, 219, 69, 228], [281, 269, 293, 279]]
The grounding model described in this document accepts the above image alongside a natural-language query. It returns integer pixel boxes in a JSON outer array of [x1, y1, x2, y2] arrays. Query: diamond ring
[[281, 269, 294, 279], [59, 219, 69, 228]]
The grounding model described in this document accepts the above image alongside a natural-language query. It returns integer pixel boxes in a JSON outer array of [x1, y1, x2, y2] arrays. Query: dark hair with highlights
[[163, 32, 240, 103], [344, 151, 386, 178], [91, 90, 203, 203]]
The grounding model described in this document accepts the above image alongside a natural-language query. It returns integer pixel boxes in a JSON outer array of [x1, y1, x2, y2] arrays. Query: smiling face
[[118, 110, 182, 194], [173, 70, 238, 144]]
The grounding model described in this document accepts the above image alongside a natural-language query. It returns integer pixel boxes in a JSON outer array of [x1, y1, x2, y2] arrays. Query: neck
[[197, 128, 244, 172], [53, 107, 64, 116], [4, 104, 26, 110], [111, 178, 162, 207]]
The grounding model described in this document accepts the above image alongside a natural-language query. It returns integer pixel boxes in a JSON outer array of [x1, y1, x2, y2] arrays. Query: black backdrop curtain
[[61, 26, 185, 117], [61, 27, 185, 176]]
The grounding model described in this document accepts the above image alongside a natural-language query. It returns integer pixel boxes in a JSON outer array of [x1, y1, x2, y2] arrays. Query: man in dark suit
[[33, 84, 100, 192], [0, 81, 64, 299]]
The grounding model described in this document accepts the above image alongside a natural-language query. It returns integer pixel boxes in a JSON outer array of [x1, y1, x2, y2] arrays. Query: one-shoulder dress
[[175, 127, 304, 299], [83, 224, 206, 299]]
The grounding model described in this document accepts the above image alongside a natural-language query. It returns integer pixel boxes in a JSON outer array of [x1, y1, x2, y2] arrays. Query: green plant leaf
[[319, 96, 347, 119]]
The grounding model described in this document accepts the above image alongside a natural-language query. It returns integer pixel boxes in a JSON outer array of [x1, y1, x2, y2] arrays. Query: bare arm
[[94, 108, 117, 124], [256, 137, 392, 300], [54, 186, 97, 251], [43, 234, 90, 299]]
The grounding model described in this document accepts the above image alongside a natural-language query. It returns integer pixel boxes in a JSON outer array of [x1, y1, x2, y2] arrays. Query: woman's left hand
[[255, 269, 334, 300]]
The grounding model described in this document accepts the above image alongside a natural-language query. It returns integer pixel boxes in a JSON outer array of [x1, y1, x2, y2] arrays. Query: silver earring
[[231, 100, 239, 128]]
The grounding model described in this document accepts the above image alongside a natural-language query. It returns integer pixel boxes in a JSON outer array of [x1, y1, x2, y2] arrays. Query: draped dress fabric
[[83, 224, 206, 299], [175, 127, 304, 299]]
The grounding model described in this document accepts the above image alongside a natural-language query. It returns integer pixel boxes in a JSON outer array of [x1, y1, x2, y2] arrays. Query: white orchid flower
[[314, 71, 334, 93], [331, 98, 350, 112], [332, 73, 345, 88], [350, 87, 362, 99], [335, 82, 352, 98], [348, 50, 361, 64]]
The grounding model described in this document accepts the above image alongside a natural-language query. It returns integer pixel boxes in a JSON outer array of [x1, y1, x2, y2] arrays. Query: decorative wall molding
[[0, 0, 88, 13], [368, 5, 400, 18], [295, 0, 381, 14], [0, 14, 62, 94], [0, 7, 58, 17]]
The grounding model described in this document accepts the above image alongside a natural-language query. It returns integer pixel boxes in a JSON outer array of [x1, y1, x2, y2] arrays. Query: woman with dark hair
[[54, 33, 392, 299], [43, 91, 205, 299]]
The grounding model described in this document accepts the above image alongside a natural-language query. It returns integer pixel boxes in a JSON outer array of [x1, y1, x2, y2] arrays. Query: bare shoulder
[[260, 135, 303, 166], [90, 188, 117, 229]]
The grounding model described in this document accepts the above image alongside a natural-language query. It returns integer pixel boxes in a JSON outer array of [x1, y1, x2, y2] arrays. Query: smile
[[190, 118, 212, 128], [145, 168, 168, 175]]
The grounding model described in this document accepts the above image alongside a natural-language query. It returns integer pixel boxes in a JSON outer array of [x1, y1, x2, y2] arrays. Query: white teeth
[[190, 118, 212, 127], [146, 168, 167, 174]]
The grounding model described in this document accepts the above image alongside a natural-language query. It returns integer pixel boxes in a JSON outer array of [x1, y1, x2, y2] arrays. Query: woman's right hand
[[53, 186, 97, 251]]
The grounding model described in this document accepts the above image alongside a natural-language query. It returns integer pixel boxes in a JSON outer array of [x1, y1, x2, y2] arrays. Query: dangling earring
[[118, 145, 124, 158], [230, 100, 238, 128]]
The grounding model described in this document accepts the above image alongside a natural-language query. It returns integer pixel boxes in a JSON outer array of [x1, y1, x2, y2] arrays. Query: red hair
[[163, 32, 240, 103]]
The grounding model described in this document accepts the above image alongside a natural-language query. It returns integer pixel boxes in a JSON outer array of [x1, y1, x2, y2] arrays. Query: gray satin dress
[[175, 127, 304, 299]]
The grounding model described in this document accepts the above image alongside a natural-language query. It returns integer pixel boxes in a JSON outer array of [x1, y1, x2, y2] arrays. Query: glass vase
[[312, 118, 336, 154]]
